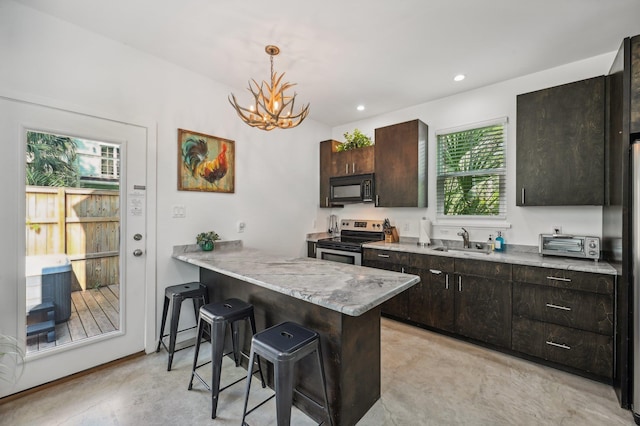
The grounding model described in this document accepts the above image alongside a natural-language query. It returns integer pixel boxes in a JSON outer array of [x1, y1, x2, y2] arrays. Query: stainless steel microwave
[[539, 234, 600, 261], [330, 173, 375, 204]]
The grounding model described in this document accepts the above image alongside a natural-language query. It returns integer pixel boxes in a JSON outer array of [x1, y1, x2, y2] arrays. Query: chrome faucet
[[457, 227, 470, 248]]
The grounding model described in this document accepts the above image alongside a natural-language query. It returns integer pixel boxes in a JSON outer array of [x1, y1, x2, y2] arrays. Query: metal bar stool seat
[[188, 298, 266, 419], [156, 282, 208, 371], [241, 321, 333, 426]]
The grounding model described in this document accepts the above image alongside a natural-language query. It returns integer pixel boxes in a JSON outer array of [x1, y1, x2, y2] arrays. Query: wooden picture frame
[[177, 129, 235, 193]]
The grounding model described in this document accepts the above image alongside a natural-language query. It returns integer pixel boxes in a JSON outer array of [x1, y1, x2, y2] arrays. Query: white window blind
[[436, 119, 506, 218]]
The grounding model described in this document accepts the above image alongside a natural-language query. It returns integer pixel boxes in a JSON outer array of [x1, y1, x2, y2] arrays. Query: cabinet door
[[455, 274, 512, 348], [332, 150, 352, 177], [374, 119, 428, 207], [516, 76, 605, 206], [307, 241, 316, 258], [319, 140, 338, 208], [350, 146, 375, 175]]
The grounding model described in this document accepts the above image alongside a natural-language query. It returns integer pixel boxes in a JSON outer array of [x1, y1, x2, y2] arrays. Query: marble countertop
[[361, 239, 617, 275], [172, 241, 420, 317]]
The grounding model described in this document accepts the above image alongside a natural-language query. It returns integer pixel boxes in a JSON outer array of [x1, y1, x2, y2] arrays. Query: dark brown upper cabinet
[[516, 76, 605, 206], [332, 145, 375, 177], [374, 119, 428, 207], [319, 140, 338, 208]]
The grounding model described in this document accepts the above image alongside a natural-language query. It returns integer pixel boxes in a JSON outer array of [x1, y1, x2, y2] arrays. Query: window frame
[[435, 117, 508, 221]]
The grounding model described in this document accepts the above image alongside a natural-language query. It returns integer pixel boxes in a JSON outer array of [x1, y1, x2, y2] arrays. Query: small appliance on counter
[[538, 233, 600, 261]]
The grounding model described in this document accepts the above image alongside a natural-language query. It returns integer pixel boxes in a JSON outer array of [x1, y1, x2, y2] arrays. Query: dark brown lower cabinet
[[454, 258, 512, 348], [362, 249, 410, 319], [511, 265, 614, 379], [408, 266, 455, 332], [512, 316, 613, 378]]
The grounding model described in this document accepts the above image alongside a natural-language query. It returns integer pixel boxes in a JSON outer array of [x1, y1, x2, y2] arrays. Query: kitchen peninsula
[[172, 241, 420, 426]]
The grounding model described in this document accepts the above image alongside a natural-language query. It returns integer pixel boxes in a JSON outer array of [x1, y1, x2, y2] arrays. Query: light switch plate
[[172, 205, 186, 218]]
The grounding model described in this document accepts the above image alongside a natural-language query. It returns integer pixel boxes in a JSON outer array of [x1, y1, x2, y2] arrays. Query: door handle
[[133, 249, 144, 257]]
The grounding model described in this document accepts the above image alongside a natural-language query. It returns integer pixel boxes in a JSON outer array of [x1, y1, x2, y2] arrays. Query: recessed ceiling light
[[357, 105, 365, 111], [454, 74, 466, 82]]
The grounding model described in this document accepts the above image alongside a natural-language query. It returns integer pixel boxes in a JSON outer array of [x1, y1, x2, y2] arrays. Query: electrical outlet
[[552, 225, 562, 235], [403, 222, 410, 232], [237, 221, 246, 233], [172, 205, 186, 218]]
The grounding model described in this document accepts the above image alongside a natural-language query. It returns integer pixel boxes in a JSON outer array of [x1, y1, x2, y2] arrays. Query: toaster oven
[[539, 234, 600, 261]]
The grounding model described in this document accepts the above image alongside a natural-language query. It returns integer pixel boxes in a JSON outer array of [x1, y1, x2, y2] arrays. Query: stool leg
[[210, 321, 226, 419], [156, 296, 170, 352], [274, 360, 295, 426], [167, 294, 183, 371], [188, 316, 205, 390], [315, 343, 333, 426], [248, 314, 266, 388], [231, 320, 241, 367], [241, 348, 256, 426]]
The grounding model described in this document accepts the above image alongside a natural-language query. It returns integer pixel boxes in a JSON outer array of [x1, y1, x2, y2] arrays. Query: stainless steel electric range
[[315, 219, 385, 265]]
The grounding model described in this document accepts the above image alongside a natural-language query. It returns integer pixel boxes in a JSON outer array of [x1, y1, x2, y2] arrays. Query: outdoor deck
[[26, 284, 120, 353]]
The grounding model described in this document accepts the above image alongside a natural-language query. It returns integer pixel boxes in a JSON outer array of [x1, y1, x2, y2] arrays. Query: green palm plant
[[439, 125, 503, 216], [26, 131, 79, 187]]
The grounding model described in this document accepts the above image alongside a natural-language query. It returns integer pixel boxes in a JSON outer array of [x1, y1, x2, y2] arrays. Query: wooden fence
[[26, 186, 120, 291]]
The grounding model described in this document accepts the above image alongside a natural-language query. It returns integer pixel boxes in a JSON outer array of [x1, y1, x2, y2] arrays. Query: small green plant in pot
[[196, 231, 220, 251], [337, 128, 373, 152]]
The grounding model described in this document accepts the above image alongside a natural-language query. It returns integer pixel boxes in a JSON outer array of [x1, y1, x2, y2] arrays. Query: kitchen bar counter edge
[[172, 241, 420, 316]]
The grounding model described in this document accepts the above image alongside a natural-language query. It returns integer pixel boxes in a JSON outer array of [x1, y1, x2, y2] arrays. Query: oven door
[[316, 247, 362, 266]]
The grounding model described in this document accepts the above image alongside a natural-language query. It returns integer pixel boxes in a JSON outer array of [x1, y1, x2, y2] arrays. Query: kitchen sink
[[432, 245, 492, 255]]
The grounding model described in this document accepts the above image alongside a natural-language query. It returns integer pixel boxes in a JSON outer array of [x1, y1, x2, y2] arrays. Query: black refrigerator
[[604, 34, 640, 421]]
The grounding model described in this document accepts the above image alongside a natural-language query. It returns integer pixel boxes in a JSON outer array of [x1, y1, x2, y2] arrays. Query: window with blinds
[[436, 119, 506, 218]]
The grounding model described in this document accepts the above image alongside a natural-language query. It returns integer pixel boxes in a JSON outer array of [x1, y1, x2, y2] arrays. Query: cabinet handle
[[445, 274, 449, 290], [346, 164, 349, 174], [521, 188, 525, 205], [376, 194, 379, 206], [458, 276, 462, 292], [546, 276, 571, 282], [546, 341, 571, 350], [401, 267, 405, 274], [352, 162, 356, 173], [377, 254, 390, 258], [429, 269, 442, 275], [325, 196, 329, 207], [546, 303, 571, 311]]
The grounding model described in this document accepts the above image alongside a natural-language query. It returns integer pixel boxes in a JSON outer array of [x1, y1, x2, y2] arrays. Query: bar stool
[[156, 282, 208, 371], [188, 298, 266, 419], [241, 321, 332, 426]]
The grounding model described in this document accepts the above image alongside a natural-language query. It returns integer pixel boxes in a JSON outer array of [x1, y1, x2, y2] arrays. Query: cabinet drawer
[[455, 258, 511, 280], [512, 316, 612, 378], [407, 253, 454, 271], [513, 283, 613, 334], [513, 265, 613, 295], [363, 249, 409, 265]]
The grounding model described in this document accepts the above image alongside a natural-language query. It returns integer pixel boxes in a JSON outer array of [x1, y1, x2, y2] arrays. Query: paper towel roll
[[419, 217, 431, 246]]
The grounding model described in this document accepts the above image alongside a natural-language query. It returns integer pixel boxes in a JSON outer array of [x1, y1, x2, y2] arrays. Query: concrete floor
[[0, 318, 634, 425]]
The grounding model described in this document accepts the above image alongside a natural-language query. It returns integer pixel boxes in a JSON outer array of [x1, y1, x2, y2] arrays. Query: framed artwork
[[178, 129, 235, 193]]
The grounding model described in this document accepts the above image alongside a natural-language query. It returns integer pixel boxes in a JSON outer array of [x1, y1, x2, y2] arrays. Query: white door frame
[[0, 90, 157, 396]]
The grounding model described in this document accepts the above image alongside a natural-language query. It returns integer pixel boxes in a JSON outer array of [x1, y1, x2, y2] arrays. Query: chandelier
[[228, 45, 310, 131]]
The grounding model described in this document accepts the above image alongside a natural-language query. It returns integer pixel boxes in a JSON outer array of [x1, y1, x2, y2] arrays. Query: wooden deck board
[[91, 289, 120, 332], [99, 285, 119, 313], [77, 291, 114, 335], [26, 285, 120, 353]]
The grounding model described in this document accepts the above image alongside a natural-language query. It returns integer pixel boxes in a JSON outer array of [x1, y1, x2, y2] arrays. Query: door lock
[[133, 233, 143, 241], [133, 249, 143, 257]]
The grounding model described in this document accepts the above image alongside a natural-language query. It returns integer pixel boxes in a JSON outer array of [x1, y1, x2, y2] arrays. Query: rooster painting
[[178, 129, 235, 192]]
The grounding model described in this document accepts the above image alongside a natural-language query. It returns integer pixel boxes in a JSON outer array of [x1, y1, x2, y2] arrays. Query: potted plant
[[196, 231, 220, 251], [336, 128, 373, 152]]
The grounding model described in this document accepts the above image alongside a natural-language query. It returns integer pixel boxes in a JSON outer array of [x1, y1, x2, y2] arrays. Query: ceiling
[[15, 0, 640, 127]]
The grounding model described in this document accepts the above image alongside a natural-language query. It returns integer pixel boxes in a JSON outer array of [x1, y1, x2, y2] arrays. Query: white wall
[[322, 53, 615, 247], [0, 0, 329, 375]]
